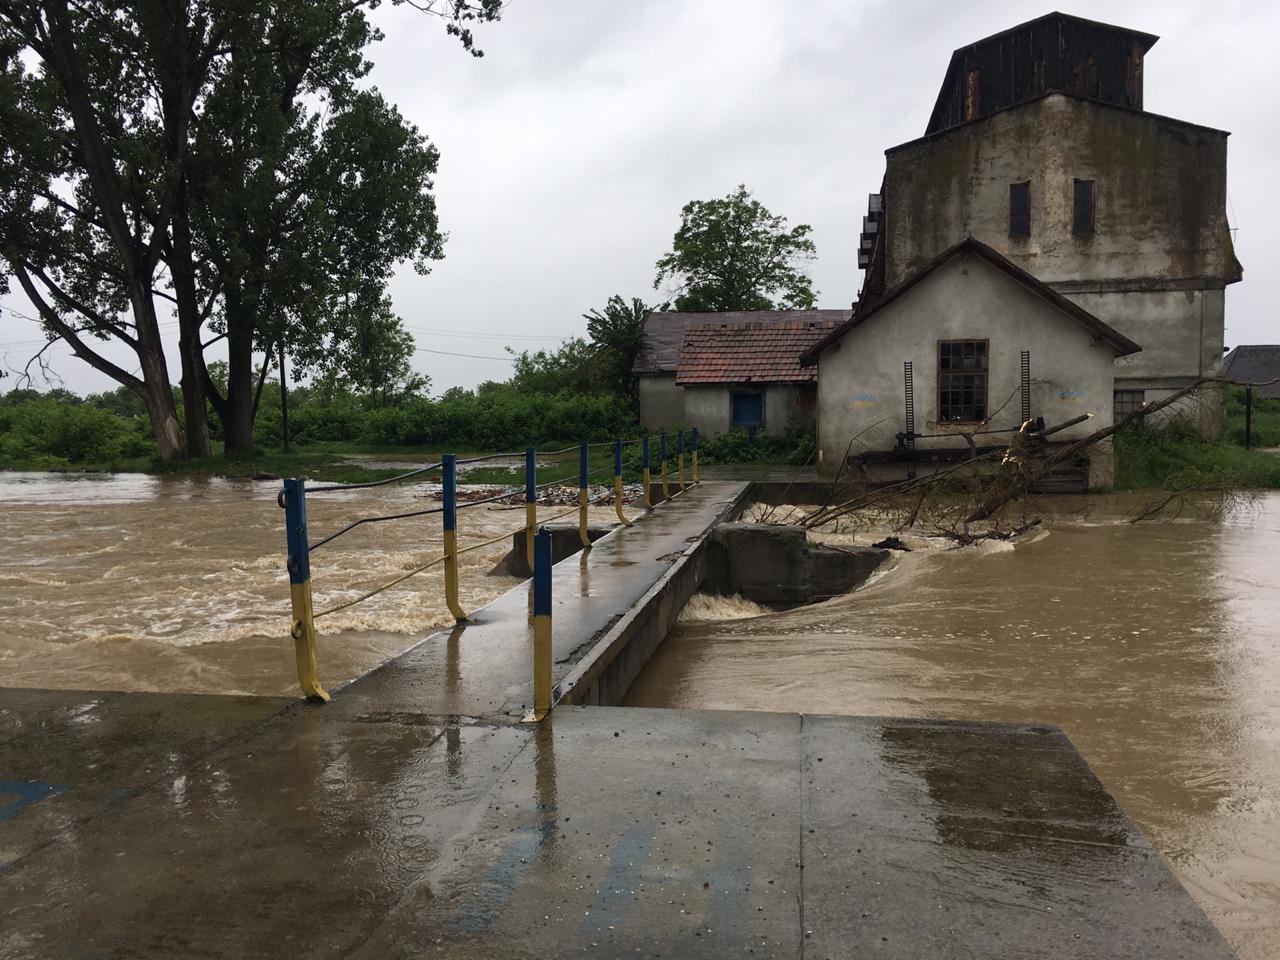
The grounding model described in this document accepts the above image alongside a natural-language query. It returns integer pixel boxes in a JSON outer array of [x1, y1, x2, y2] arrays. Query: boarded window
[[731, 391, 765, 431], [1114, 389, 1145, 420], [1009, 181, 1031, 237], [1073, 179, 1096, 235], [938, 340, 988, 423], [964, 70, 980, 120]]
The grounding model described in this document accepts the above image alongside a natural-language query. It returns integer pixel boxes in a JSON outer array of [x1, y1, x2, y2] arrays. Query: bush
[[1114, 422, 1280, 490], [1224, 385, 1280, 448], [696, 427, 816, 466], [0, 397, 154, 468]]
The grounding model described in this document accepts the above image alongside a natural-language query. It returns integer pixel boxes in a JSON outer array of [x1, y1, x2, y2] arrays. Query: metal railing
[[278, 429, 700, 710]]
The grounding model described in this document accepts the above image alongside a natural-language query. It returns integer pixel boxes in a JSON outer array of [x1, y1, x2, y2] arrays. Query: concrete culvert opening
[[701, 522, 890, 609]]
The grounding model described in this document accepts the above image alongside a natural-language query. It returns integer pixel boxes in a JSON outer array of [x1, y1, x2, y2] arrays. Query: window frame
[[1113, 389, 1145, 421], [1009, 181, 1031, 238], [1073, 178, 1096, 235], [936, 338, 990, 425]]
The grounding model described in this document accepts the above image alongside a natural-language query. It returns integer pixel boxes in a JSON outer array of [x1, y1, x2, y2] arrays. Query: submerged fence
[[279, 430, 699, 709]]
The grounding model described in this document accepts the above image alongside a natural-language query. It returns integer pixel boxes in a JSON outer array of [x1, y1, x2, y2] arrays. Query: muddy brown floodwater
[[626, 494, 1280, 960], [0, 471, 618, 698]]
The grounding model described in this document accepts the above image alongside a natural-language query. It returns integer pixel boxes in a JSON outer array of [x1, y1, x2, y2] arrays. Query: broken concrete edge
[[555, 487, 753, 708]]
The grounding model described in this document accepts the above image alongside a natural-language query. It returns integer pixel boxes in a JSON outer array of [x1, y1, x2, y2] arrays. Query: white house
[[803, 238, 1140, 487]]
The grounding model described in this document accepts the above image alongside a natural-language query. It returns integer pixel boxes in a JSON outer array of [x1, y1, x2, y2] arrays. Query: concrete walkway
[[0, 692, 1233, 958], [326, 480, 749, 720]]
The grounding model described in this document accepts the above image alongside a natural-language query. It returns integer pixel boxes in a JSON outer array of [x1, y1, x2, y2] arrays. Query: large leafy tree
[[0, 0, 500, 459], [654, 184, 818, 312]]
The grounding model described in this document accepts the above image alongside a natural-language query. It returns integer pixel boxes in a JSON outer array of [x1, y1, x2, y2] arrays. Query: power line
[[403, 324, 573, 342], [414, 346, 517, 362]]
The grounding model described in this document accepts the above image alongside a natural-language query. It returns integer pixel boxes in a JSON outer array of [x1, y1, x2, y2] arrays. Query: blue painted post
[[642, 436, 652, 509], [613, 438, 630, 526], [524, 447, 537, 573], [578, 440, 590, 547], [691, 428, 700, 483], [676, 430, 686, 492], [531, 526, 553, 720], [282, 478, 329, 702], [659, 431, 669, 502], [442, 454, 467, 622]]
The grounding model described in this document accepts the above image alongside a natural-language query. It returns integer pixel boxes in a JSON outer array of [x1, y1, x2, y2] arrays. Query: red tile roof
[[634, 309, 851, 375], [675, 317, 843, 385]]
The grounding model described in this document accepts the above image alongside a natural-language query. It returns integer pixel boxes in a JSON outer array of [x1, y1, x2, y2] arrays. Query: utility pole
[[279, 341, 291, 453], [1245, 385, 1253, 450]]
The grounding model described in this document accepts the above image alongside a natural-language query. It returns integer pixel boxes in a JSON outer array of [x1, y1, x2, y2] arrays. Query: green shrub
[[1114, 422, 1280, 490], [695, 427, 816, 466], [0, 397, 154, 467], [1224, 384, 1280, 448]]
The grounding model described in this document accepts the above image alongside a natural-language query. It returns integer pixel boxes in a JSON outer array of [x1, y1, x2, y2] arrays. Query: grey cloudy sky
[[3, 0, 1275, 394]]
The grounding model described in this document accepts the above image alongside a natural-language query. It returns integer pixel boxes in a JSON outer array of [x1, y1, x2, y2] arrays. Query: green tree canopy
[[654, 184, 818, 312], [584, 294, 649, 402]]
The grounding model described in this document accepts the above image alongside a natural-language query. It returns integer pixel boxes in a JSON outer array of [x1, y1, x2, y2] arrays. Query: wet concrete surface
[[325, 481, 748, 720], [0, 696, 1234, 958]]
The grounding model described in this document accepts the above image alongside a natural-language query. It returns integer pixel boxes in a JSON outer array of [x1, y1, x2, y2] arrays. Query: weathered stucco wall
[[681, 383, 816, 437], [638, 375, 684, 431], [885, 94, 1231, 290], [816, 251, 1117, 468]]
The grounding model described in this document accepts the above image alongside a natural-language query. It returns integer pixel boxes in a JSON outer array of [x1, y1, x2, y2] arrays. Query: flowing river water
[[626, 495, 1280, 960], [0, 471, 618, 697], [2, 473, 1279, 957]]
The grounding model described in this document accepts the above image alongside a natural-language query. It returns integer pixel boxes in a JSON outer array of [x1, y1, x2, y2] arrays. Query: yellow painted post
[[660, 432, 669, 502], [677, 430, 686, 493], [524, 447, 537, 573], [642, 435, 652, 509], [531, 527, 553, 721], [578, 440, 590, 547], [691, 428, 699, 483], [613, 438, 631, 526], [282, 479, 329, 702], [442, 454, 468, 622]]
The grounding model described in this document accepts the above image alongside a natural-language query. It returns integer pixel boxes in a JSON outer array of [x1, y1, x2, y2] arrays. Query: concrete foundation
[[703, 523, 889, 606]]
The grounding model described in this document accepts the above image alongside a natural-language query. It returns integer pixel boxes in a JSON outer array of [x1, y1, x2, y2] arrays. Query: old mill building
[[807, 11, 1242, 484], [635, 12, 1242, 487]]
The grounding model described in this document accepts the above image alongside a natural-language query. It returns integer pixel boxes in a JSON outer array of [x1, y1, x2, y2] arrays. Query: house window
[[938, 340, 988, 423], [1114, 389, 1145, 420], [1073, 179, 1096, 235], [731, 390, 765, 432], [1009, 181, 1031, 237]]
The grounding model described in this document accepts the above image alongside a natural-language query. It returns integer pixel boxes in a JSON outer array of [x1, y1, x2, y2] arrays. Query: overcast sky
[[2, 0, 1275, 395]]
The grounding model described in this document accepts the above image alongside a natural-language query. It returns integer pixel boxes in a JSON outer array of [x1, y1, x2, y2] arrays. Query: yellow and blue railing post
[[578, 440, 590, 547], [642, 435, 652, 509], [531, 526, 553, 721], [442, 454, 468, 622], [282, 478, 329, 702], [660, 431, 669, 502], [691, 428, 699, 483], [613, 438, 631, 526], [524, 447, 537, 573], [677, 430, 686, 493]]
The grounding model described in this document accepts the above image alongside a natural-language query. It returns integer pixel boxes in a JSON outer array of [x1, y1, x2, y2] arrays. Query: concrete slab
[[0, 705, 1236, 958], [0, 689, 292, 866], [326, 481, 747, 720]]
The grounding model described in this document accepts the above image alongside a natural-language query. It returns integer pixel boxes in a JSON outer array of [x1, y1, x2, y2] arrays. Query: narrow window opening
[[1009, 181, 1031, 237], [1073, 179, 1096, 235], [937, 340, 989, 423], [964, 70, 980, 121]]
